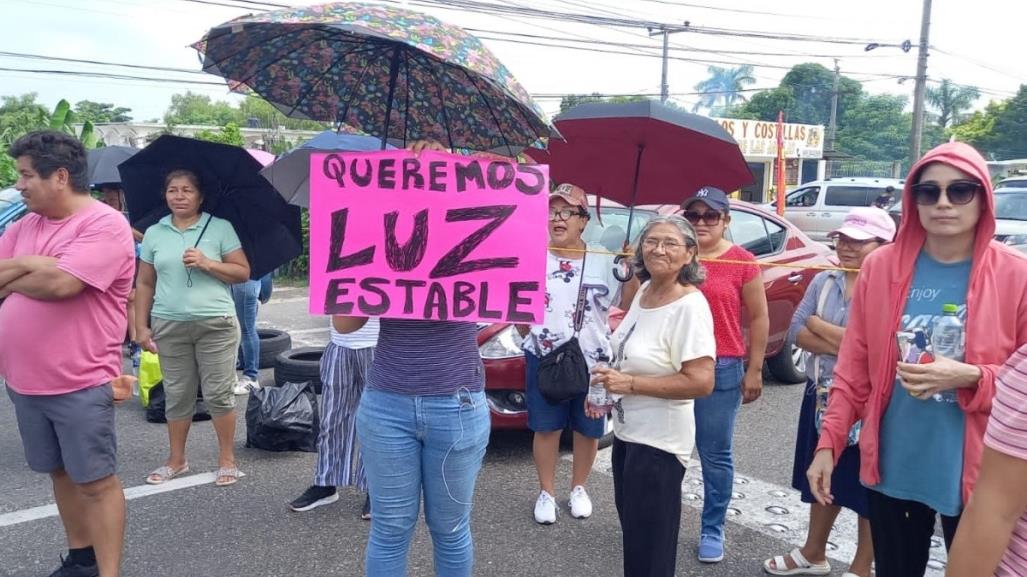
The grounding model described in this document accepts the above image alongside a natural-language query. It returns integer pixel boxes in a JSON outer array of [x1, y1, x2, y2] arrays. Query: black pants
[[867, 489, 962, 577], [612, 438, 686, 577]]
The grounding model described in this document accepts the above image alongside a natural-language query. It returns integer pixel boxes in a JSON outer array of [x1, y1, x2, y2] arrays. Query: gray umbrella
[[87, 146, 138, 186]]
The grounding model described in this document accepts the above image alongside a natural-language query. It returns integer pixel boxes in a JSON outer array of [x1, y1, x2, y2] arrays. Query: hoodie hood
[[895, 142, 995, 272]]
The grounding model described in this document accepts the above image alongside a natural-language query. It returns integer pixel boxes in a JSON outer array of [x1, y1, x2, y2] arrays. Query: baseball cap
[[828, 206, 896, 242], [550, 183, 588, 210], [682, 186, 730, 212]]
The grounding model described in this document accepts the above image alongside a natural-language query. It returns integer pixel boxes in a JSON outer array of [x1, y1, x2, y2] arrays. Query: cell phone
[[897, 330, 933, 364]]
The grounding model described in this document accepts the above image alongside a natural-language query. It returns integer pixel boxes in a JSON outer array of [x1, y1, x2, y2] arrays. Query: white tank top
[[329, 317, 380, 349]]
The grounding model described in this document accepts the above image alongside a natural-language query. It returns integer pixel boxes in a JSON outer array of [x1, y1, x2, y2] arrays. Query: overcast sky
[[2, 0, 1023, 123]]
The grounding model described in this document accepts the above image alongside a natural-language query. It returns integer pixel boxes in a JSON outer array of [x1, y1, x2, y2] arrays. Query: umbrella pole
[[614, 144, 645, 283], [381, 46, 402, 151]]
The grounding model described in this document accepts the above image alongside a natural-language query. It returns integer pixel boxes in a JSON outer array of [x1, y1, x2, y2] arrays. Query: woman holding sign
[[335, 141, 491, 577]]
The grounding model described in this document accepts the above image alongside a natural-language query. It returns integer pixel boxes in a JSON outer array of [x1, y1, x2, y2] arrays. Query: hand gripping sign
[[309, 150, 549, 324]]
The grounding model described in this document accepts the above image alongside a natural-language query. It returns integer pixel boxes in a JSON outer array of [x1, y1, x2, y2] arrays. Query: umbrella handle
[[612, 255, 634, 282]]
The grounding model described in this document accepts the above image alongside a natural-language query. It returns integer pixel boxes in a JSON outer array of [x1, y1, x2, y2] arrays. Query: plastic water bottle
[[930, 303, 964, 403], [587, 354, 614, 415]]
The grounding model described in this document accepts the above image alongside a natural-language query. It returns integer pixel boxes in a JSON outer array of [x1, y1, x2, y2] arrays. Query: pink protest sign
[[309, 150, 549, 324]]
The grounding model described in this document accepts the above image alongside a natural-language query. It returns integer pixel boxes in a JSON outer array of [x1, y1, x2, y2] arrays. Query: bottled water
[[587, 354, 614, 415], [930, 304, 964, 403]]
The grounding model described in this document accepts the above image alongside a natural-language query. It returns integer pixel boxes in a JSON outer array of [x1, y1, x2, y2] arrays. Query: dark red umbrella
[[526, 100, 752, 279]]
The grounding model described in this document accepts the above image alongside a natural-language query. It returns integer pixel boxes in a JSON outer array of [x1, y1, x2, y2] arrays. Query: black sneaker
[[48, 555, 99, 577], [361, 494, 371, 520], [289, 485, 338, 512]]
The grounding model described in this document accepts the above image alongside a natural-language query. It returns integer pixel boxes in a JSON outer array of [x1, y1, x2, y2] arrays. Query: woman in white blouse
[[589, 214, 716, 577]]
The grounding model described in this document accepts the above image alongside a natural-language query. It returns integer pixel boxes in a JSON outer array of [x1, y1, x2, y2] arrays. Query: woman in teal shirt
[[135, 169, 250, 487]]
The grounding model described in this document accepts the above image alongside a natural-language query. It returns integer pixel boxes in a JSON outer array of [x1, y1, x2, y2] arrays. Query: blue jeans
[[357, 387, 490, 577], [231, 279, 260, 380], [693, 357, 744, 541]]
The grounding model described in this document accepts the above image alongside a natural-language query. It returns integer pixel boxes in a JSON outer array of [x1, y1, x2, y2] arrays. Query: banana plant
[[49, 99, 98, 148]]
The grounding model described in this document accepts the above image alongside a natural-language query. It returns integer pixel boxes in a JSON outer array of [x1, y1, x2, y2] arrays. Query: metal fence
[[826, 160, 904, 179]]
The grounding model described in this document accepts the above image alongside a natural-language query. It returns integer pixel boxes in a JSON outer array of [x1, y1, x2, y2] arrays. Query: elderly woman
[[135, 169, 251, 487], [764, 207, 895, 577], [589, 215, 716, 577], [808, 143, 1027, 577]]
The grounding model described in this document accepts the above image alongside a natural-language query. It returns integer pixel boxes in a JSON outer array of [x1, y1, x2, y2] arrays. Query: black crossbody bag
[[537, 253, 590, 405]]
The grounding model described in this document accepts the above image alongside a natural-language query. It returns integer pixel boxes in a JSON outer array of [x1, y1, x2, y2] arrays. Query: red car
[[477, 201, 834, 445]]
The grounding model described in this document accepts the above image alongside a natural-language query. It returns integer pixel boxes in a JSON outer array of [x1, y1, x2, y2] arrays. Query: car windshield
[[995, 191, 1027, 221], [582, 207, 656, 252], [0, 188, 20, 208], [1000, 179, 1027, 189]]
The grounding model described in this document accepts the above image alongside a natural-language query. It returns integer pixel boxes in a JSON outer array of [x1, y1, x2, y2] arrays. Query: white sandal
[[763, 548, 832, 576]]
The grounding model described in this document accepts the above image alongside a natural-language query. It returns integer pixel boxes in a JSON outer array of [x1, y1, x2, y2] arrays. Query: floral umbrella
[[193, 2, 556, 151]]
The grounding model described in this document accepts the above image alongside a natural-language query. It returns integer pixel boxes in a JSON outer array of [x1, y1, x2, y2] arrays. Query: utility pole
[[827, 58, 840, 152], [648, 23, 688, 103], [910, 0, 933, 161]]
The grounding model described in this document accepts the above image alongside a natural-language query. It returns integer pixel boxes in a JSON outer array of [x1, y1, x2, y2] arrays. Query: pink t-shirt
[[985, 345, 1027, 576], [698, 244, 760, 358], [0, 200, 134, 395]]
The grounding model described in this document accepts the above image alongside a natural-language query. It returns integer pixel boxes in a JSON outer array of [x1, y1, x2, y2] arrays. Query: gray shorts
[[152, 315, 240, 421], [7, 384, 117, 484]]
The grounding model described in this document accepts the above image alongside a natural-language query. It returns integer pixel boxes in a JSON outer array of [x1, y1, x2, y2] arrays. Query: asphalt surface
[[0, 284, 944, 577]]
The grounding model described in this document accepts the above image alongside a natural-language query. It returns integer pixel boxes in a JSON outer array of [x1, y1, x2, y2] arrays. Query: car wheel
[[258, 329, 292, 369], [274, 347, 324, 394], [766, 334, 807, 384]]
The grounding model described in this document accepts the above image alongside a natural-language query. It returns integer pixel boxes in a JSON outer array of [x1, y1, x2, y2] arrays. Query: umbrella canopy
[[260, 131, 392, 207], [86, 146, 138, 186], [246, 148, 276, 167], [118, 135, 303, 279], [525, 100, 753, 207], [193, 2, 556, 151]]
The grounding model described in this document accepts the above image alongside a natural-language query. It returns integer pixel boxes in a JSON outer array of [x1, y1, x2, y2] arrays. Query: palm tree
[[692, 65, 756, 115], [926, 79, 981, 128]]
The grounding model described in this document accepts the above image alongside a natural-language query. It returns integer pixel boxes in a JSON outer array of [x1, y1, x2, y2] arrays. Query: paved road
[[1, 285, 947, 576]]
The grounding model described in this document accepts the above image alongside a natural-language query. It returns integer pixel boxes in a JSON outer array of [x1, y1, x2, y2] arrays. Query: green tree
[[0, 93, 49, 146], [164, 92, 241, 127], [835, 94, 911, 161], [49, 99, 98, 148], [691, 65, 756, 115], [926, 79, 980, 128], [738, 63, 862, 126], [238, 96, 325, 131], [984, 85, 1027, 159], [74, 100, 132, 124], [951, 101, 1003, 150], [193, 123, 245, 147]]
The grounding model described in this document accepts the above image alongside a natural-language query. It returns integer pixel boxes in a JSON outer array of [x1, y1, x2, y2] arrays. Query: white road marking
[[584, 451, 948, 575], [0, 472, 219, 528], [266, 296, 309, 305]]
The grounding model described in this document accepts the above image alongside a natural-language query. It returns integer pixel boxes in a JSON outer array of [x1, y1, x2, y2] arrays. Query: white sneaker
[[569, 485, 593, 519], [233, 377, 258, 395], [533, 491, 557, 525]]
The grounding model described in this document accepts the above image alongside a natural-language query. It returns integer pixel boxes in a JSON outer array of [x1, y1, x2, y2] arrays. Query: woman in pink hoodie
[[807, 142, 1027, 577]]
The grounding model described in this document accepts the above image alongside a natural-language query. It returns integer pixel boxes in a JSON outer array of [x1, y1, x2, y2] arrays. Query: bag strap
[[812, 275, 833, 383], [571, 251, 588, 335]]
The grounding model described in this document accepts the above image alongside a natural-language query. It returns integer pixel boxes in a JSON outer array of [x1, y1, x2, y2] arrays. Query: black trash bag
[[145, 383, 212, 424], [245, 381, 319, 452]]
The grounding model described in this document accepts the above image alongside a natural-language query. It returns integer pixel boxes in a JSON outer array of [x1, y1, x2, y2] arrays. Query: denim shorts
[[524, 352, 605, 439]]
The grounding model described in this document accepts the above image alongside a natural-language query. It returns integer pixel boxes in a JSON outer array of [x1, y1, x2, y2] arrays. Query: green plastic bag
[[138, 351, 162, 408]]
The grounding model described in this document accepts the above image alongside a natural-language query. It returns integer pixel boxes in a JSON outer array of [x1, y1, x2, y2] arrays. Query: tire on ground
[[273, 347, 324, 394], [258, 329, 292, 369], [766, 333, 807, 384]]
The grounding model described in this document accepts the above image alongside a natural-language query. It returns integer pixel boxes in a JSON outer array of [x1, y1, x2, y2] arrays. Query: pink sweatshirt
[[816, 142, 1027, 504]]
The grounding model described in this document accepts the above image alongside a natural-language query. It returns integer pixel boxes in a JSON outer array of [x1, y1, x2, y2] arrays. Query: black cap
[[682, 186, 730, 212]]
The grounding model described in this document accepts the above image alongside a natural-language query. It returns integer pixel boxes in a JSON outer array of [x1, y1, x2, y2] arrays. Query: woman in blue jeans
[[681, 187, 769, 563], [230, 274, 269, 393]]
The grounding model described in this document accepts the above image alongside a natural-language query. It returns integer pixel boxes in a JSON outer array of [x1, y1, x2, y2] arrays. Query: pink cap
[[550, 183, 588, 209], [828, 206, 896, 242]]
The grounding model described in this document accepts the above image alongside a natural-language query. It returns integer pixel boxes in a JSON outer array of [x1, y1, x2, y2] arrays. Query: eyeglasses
[[834, 236, 878, 248], [911, 181, 981, 206], [642, 237, 688, 251], [549, 208, 586, 221], [682, 210, 723, 225]]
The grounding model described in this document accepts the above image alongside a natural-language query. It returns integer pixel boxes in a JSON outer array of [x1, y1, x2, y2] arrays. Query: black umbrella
[[118, 135, 302, 279], [86, 146, 138, 186]]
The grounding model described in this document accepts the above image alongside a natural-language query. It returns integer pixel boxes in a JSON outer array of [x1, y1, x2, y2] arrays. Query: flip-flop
[[214, 467, 245, 487], [763, 548, 831, 575], [146, 464, 189, 485]]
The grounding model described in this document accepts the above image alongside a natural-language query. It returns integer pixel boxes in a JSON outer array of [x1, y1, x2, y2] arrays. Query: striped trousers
[[314, 342, 375, 489]]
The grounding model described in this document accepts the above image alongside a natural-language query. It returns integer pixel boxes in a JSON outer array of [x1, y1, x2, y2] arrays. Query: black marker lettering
[[429, 205, 519, 278], [428, 161, 447, 192], [323, 154, 346, 187], [487, 161, 515, 190], [515, 165, 546, 195], [402, 158, 424, 189], [452, 281, 477, 318], [358, 278, 391, 315], [377, 158, 397, 189], [384, 210, 429, 272], [424, 282, 449, 321], [327, 208, 375, 272], [351, 158, 373, 187], [506, 281, 538, 323], [395, 279, 426, 314], [454, 161, 485, 193], [477, 281, 503, 319], [324, 278, 356, 314]]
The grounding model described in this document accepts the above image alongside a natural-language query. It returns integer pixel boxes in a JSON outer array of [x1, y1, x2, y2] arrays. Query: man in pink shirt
[[1, 131, 135, 577]]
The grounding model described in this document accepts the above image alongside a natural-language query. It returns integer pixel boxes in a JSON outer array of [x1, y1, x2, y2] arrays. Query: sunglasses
[[682, 210, 723, 225], [910, 181, 981, 206]]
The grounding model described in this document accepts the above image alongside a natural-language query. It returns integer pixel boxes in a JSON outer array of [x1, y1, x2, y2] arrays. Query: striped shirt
[[365, 319, 484, 396], [985, 345, 1027, 576]]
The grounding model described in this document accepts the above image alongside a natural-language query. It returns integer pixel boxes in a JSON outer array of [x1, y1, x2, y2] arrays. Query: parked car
[[888, 186, 1027, 245], [479, 201, 835, 444], [775, 177, 905, 242], [998, 176, 1027, 189], [0, 188, 27, 235]]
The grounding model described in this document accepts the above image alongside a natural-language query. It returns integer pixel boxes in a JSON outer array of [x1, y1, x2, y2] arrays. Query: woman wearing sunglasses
[[807, 142, 1027, 577], [677, 186, 770, 563]]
